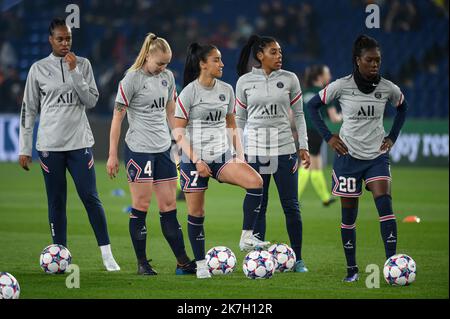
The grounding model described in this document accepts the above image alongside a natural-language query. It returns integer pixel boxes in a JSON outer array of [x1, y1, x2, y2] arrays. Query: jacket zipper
[[60, 59, 65, 83]]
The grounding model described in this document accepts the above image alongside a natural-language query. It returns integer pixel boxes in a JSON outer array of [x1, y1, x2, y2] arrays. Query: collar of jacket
[[49, 53, 64, 61], [251, 67, 282, 78], [352, 68, 380, 94]]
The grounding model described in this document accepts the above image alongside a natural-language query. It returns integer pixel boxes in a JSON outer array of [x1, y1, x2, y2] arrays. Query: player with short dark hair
[[298, 64, 342, 206], [235, 35, 311, 273], [18, 18, 120, 271], [307, 35, 408, 282], [107, 33, 196, 276], [172, 42, 270, 279]]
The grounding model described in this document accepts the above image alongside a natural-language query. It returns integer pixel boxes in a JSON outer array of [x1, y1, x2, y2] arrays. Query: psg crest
[[219, 94, 226, 101], [277, 82, 284, 88], [161, 80, 168, 87]]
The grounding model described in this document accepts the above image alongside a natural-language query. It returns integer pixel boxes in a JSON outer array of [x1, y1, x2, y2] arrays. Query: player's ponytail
[[237, 34, 277, 76], [127, 32, 171, 73], [352, 34, 380, 71], [236, 35, 259, 76], [183, 42, 217, 88]]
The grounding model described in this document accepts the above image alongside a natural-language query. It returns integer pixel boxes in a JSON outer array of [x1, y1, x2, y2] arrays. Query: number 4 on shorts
[[144, 161, 152, 176]]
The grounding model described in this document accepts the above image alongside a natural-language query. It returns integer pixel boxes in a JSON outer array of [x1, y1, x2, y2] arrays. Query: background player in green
[[173, 42, 269, 279], [107, 33, 195, 275], [18, 18, 120, 271], [235, 35, 311, 272], [297, 64, 342, 206], [307, 35, 408, 282]]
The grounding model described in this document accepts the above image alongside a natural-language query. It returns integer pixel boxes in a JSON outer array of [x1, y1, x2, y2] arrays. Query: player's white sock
[[100, 244, 113, 257], [100, 244, 120, 271], [196, 259, 211, 279]]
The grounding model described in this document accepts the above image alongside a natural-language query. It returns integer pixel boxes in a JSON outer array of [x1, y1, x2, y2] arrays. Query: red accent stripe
[[177, 98, 188, 119], [332, 190, 362, 197], [365, 176, 391, 184], [379, 214, 396, 222], [397, 93, 404, 107], [236, 98, 247, 109], [88, 157, 94, 169], [341, 223, 356, 229], [290, 92, 302, 106], [136, 178, 154, 183], [119, 83, 129, 107], [292, 160, 298, 174], [153, 177, 178, 184], [322, 85, 328, 104], [40, 161, 50, 173]]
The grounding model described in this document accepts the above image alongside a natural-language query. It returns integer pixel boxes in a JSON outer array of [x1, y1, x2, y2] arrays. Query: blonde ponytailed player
[[107, 33, 195, 276]]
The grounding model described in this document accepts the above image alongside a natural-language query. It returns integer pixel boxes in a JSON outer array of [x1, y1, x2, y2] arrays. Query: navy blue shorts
[[179, 151, 234, 192], [331, 153, 391, 197], [124, 144, 178, 184]]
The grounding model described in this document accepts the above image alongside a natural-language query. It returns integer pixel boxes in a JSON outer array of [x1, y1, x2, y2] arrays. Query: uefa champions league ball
[[0, 272, 20, 299], [383, 254, 417, 286], [242, 248, 276, 279], [205, 246, 237, 275], [268, 243, 296, 272], [40, 244, 72, 274]]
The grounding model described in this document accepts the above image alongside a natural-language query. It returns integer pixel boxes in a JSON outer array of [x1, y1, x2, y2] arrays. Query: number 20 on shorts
[[339, 177, 357, 193]]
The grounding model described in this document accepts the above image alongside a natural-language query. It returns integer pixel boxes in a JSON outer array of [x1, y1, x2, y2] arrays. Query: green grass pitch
[[0, 162, 448, 299]]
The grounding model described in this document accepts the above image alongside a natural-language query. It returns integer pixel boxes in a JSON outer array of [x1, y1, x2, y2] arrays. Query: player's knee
[[158, 200, 176, 212], [247, 173, 263, 189], [79, 191, 101, 206], [132, 191, 151, 208], [188, 209, 205, 217], [280, 198, 300, 215], [341, 207, 358, 225], [133, 197, 151, 212]]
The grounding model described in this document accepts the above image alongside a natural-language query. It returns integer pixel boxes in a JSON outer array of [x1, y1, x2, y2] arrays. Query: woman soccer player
[[107, 33, 196, 276], [18, 18, 120, 271], [307, 35, 408, 282], [235, 35, 311, 273], [172, 43, 269, 279], [298, 64, 342, 206]]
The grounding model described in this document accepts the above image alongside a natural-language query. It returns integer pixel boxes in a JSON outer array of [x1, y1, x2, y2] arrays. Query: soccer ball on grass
[[205, 246, 237, 275], [383, 253, 417, 286], [40, 244, 72, 274]]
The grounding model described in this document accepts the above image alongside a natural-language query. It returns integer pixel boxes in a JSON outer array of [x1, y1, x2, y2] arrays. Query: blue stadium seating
[[10, 0, 449, 118]]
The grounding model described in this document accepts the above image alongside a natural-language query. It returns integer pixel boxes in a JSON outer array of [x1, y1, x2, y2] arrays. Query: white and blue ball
[[243, 248, 275, 279], [268, 243, 296, 272], [383, 254, 417, 286], [0, 272, 20, 299], [205, 246, 237, 275], [40, 244, 72, 274]]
